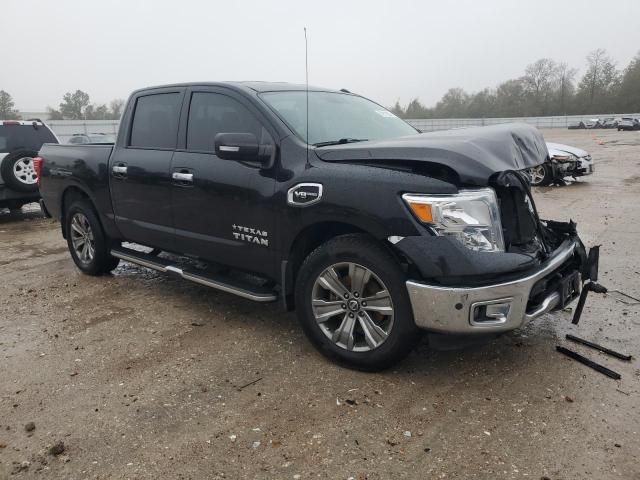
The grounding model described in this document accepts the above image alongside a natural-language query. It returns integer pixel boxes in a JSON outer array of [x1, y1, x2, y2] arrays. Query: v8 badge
[[287, 183, 323, 207]]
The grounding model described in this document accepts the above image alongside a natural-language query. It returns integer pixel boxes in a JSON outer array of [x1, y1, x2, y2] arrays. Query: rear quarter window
[[0, 125, 58, 153], [129, 93, 182, 149]]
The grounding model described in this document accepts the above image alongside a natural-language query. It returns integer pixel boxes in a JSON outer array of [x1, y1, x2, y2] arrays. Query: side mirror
[[214, 133, 264, 162]]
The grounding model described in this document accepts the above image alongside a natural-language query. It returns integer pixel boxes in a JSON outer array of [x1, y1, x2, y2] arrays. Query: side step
[[110, 247, 278, 302]]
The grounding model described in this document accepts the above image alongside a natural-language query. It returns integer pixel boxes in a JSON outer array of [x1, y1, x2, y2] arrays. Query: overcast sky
[[3, 0, 640, 111]]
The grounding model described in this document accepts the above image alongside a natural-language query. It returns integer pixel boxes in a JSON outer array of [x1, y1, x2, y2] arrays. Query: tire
[[6, 200, 24, 212], [0, 149, 39, 193], [528, 164, 552, 186], [295, 234, 420, 371], [64, 199, 120, 275]]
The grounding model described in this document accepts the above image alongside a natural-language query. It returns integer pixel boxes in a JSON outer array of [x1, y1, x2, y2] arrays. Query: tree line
[[0, 89, 124, 120], [2, 49, 639, 121], [390, 49, 640, 119]]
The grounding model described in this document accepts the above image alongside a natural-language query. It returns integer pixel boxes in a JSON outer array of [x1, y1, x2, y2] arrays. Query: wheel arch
[[281, 221, 400, 311], [60, 185, 97, 239]]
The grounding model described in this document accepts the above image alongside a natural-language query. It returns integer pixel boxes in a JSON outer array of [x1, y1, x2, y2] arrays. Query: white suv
[[0, 120, 58, 210]]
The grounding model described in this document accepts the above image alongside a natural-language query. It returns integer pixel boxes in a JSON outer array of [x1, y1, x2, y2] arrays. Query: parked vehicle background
[[67, 133, 117, 144], [618, 117, 640, 131], [0, 120, 58, 211]]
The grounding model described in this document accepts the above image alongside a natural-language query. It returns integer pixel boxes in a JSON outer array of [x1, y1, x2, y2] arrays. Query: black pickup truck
[[38, 82, 598, 370]]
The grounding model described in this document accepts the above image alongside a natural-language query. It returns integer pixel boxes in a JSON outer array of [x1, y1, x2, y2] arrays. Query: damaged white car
[[528, 142, 594, 186]]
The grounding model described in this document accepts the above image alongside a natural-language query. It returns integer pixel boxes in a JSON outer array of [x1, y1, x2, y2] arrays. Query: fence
[[406, 113, 640, 132], [46, 113, 640, 141], [47, 120, 120, 142]]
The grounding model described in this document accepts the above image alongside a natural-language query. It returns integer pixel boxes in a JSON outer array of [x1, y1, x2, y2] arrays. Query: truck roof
[[131, 81, 341, 96]]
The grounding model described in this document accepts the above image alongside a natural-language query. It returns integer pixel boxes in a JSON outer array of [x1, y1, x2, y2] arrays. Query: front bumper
[[555, 157, 593, 178], [406, 239, 581, 334]]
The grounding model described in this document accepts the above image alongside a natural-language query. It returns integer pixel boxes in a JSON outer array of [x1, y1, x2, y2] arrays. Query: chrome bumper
[[406, 239, 578, 334]]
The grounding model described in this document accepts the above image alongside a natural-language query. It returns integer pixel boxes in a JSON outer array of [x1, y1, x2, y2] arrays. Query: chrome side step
[[110, 247, 277, 302]]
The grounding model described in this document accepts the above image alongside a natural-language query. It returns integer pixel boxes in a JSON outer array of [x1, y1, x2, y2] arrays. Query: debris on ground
[[12, 461, 30, 474], [49, 441, 66, 456], [24, 422, 36, 432], [556, 346, 622, 380]]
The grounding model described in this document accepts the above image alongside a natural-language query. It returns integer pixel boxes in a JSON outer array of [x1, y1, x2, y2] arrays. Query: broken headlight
[[403, 188, 505, 252], [551, 153, 578, 163]]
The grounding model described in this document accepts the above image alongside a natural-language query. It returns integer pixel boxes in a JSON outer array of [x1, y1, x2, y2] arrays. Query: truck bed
[[39, 143, 114, 221]]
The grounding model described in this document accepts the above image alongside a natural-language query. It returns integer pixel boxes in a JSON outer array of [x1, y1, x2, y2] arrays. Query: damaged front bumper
[[405, 237, 588, 334]]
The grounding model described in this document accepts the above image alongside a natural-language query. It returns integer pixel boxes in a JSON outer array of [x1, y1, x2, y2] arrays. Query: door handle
[[172, 172, 194, 183], [112, 165, 127, 175]]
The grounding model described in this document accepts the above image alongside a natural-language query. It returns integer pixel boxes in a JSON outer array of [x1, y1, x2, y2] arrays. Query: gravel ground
[[0, 129, 639, 480]]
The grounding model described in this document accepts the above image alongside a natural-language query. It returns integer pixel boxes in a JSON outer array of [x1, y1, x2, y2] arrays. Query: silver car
[[528, 142, 594, 186]]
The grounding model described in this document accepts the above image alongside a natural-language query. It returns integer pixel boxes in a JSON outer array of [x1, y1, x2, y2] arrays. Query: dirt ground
[[1, 129, 639, 480]]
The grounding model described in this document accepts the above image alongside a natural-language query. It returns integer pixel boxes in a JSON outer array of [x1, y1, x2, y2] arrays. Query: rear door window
[[186, 92, 261, 152], [129, 93, 182, 149]]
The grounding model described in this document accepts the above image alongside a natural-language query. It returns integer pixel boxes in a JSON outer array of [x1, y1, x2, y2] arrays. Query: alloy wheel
[[13, 157, 38, 185], [70, 213, 95, 264], [528, 165, 546, 186], [311, 262, 394, 352]]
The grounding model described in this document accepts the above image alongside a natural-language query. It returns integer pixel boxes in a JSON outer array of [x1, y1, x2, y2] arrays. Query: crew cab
[[38, 82, 599, 370]]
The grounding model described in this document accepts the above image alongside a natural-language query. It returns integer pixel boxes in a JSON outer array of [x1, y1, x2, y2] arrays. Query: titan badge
[[232, 224, 269, 247]]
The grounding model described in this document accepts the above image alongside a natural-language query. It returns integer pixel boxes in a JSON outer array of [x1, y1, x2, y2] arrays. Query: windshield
[[0, 124, 57, 153], [260, 91, 417, 146]]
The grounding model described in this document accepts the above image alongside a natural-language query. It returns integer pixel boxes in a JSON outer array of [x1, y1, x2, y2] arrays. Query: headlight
[[552, 153, 577, 163], [403, 188, 505, 252]]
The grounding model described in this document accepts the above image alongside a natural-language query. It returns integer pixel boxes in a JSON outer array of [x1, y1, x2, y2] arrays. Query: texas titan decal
[[232, 224, 269, 247]]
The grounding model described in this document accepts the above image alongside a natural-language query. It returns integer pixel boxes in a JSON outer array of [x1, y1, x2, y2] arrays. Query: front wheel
[[295, 234, 420, 371], [64, 200, 120, 275], [528, 164, 553, 186]]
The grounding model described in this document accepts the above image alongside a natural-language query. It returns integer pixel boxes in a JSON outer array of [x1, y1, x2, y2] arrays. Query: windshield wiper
[[312, 138, 368, 147]]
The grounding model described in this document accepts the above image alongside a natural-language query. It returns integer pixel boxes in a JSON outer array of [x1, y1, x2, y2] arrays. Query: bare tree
[[577, 49, 619, 110], [109, 99, 125, 119], [554, 62, 577, 114], [0, 90, 21, 119], [434, 88, 469, 118], [523, 58, 557, 115]]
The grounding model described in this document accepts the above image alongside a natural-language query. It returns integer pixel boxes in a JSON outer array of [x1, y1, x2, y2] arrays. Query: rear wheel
[[64, 200, 120, 275], [0, 149, 39, 193], [295, 234, 420, 371]]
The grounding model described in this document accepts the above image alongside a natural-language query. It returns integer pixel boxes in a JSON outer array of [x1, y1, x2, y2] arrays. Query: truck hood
[[314, 123, 548, 185]]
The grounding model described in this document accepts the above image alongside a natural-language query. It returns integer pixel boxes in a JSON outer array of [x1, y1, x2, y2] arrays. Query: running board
[[110, 247, 277, 302]]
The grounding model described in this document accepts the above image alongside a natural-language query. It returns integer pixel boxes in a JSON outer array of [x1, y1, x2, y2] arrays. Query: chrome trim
[[219, 145, 240, 152], [405, 239, 577, 334], [287, 183, 323, 207], [172, 172, 194, 182], [110, 249, 277, 302], [523, 291, 560, 322], [111, 250, 167, 272], [469, 297, 513, 326], [183, 271, 276, 301], [112, 165, 127, 174]]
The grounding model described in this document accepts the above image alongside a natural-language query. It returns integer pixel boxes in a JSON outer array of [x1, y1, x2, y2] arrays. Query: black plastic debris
[[566, 334, 632, 361], [556, 346, 621, 380]]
